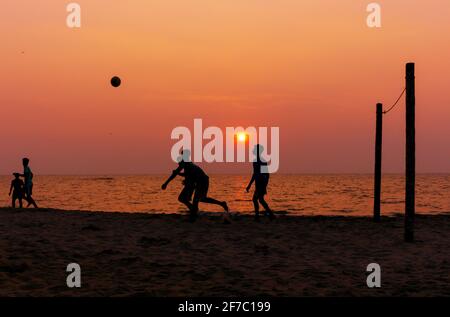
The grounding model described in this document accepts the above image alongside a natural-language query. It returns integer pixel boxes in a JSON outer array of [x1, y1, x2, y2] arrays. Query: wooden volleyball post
[[405, 62, 416, 242], [373, 103, 383, 222]]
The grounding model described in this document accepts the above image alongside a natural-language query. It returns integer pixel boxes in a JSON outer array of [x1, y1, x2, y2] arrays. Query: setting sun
[[237, 133, 247, 142]]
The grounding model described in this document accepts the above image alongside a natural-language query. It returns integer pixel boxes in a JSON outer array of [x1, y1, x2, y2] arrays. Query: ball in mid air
[[110, 76, 121, 87]]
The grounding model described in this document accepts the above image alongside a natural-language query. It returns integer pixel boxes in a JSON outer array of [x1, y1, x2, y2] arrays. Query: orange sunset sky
[[1, 0, 449, 174]]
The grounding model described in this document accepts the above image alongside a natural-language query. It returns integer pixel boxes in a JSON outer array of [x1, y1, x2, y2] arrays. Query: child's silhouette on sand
[[246, 144, 275, 221], [9, 173, 24, 208]]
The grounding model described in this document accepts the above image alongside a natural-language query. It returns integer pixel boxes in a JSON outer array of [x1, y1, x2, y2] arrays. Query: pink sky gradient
[[1, 0, 449, 174]]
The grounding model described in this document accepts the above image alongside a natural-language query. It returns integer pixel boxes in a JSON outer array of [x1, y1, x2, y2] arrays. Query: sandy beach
[[1, 208, 449, 297]]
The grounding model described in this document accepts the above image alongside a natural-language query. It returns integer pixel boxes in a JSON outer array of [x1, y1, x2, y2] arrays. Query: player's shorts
[[193, 177, 209, 201], [178, 184, 195, 202], [254, 175, 269, 196], [12, 192, 23, 200]]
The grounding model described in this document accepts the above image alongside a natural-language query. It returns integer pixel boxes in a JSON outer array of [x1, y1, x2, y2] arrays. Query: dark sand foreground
[[1, 208, 449, 297]]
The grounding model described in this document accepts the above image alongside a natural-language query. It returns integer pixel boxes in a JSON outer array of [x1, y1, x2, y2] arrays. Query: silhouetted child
[[246, 144, 275, 221], [9, 173, 24, 208]]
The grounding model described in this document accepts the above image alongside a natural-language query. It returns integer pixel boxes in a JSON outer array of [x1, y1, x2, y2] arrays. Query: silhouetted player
[[9, 173, 24, 208], [246, 144, 274, 221], [162, 150, 229, 222], [20, 158, 38, 208]]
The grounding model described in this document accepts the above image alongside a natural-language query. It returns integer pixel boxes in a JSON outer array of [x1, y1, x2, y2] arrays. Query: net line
[[383, 87, 406, 114]]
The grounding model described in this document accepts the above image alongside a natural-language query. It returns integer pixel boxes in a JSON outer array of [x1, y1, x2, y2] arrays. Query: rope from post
[[383, 87, 406, 114]]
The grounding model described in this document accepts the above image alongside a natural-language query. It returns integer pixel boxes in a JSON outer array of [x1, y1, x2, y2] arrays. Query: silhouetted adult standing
[[21, 158, 38, 208], [162, 150, 229, 222], [246, 144, 274, 221]]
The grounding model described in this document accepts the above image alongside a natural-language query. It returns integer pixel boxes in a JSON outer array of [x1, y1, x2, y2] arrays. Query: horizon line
[[1, 172, 449, 177]]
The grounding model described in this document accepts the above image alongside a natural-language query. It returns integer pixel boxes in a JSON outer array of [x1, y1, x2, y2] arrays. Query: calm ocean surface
[[1, 174, 449, 216]]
